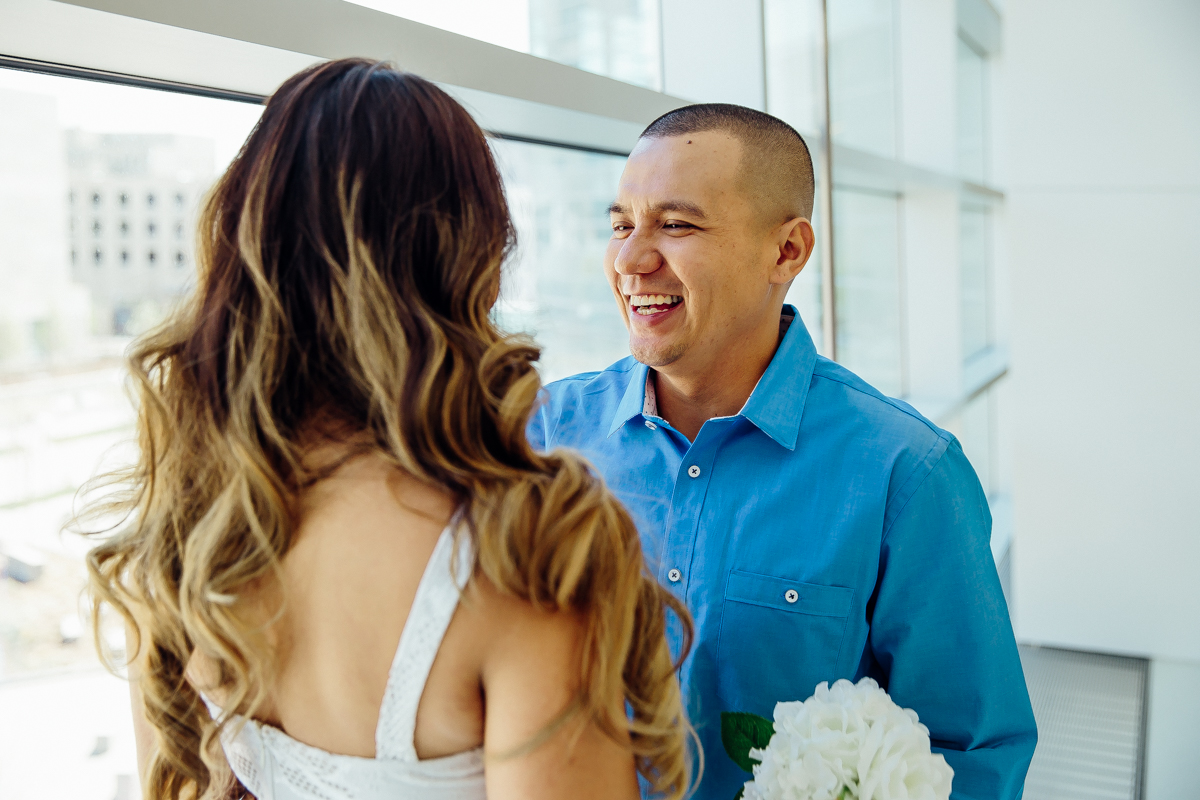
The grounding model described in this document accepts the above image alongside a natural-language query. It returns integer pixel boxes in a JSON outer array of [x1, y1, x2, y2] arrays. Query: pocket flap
[[725, 570, 853, 618]]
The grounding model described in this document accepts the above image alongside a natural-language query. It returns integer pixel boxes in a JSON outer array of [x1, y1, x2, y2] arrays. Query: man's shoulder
[[532, 356, 641, 446], [807, 359, 973, 526], [808, 356, 954, 464], [542, 356, 641, 404]]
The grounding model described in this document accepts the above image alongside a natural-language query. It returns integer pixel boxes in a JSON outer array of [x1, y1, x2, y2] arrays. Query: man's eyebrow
[[606, 200, 708, 219]]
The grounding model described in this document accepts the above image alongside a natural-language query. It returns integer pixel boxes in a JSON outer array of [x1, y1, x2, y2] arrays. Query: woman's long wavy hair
[[85, 58, 693, 800]]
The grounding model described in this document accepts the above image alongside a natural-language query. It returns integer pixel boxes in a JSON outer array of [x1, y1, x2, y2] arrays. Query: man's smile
[[628, 293, 684, 317]]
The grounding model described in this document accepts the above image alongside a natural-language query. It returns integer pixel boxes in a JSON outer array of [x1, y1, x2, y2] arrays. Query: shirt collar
[[609, 359, 653, 437], [607, 305, 818, 450], [739, 305, 817, 450]]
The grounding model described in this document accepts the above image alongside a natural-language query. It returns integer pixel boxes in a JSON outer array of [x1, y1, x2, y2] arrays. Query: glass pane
[[490, 139, 630, 382], [833, 187, 902, 396], [960, 203, 990, 360], [765, 0, 829, 354], [530, 0, 661, 91], [347, 0, 663, 90], [764, 0, 827, 139], [957, 36, 987, 183], [827, 0, 897, 159], [959, 389, 993, 496], [0, 67, 262, 799]]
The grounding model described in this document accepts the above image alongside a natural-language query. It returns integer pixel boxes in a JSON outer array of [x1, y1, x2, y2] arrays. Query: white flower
[[742, 678, 954, 800]]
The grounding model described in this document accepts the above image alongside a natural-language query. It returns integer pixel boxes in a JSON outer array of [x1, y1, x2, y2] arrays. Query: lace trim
[[374, 523, 472, 761]]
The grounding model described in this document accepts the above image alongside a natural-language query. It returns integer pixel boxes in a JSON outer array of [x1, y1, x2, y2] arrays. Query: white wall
[[1006, 0, 1200, 663], [1145, 658, 1200, 800]]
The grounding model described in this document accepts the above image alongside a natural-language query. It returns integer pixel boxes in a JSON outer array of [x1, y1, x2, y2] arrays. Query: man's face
[[605, 132, 790, 374]]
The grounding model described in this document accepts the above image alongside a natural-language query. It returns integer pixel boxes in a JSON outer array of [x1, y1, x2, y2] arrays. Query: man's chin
[[629, 338, 688, 369]]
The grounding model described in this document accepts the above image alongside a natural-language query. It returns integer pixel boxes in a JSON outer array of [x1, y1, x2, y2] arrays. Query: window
[[833, 188, 903, 396], [348, 0, 662, 89], [91, 219, 101, 236], [490, 138, 629, 382], [957, 37, 987, 183], [146, 193, 156, 208], [827, 0, 898, 159], [147, 221, 157, 237], [175, 222, 185, 240], [0, 77, 263, 796], [147, 250, 157, 266], [960, 202, 991, 360], [529, 0, 662, 90], [765, 0, 830, 354]]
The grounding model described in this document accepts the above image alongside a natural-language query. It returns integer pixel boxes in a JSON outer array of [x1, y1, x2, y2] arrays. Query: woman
[[86, 58, 692, 800]]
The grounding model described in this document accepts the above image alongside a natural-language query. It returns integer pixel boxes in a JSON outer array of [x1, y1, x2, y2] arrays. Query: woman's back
[[190, 446, 643, 799], [212, 449, 460, 758]]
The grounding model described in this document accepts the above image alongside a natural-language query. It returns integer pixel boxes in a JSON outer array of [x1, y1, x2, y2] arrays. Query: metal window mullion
[[819, 0, 837, 362]]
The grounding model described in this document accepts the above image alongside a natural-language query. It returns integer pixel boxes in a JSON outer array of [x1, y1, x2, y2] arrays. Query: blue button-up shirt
[[528, 307, 1037, 800]]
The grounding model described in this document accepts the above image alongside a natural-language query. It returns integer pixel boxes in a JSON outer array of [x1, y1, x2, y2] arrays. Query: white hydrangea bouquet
[[721, 678, 954, 800]]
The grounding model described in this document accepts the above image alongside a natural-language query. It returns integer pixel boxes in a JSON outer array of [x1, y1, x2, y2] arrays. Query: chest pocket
[[716, 570, 854, 711]]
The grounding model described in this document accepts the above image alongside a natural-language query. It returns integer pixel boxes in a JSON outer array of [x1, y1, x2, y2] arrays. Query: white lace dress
[[205, 525, 487, 800]]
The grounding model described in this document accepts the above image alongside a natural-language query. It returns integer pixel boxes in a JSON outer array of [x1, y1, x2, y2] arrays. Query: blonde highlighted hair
[[85, 59, 693, 799]]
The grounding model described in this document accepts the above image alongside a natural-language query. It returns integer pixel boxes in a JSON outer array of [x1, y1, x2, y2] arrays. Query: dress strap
[[374, 521, 473, 761]]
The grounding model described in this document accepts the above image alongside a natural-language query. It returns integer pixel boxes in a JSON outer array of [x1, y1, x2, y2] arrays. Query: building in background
[[66, 131, 212, 336]]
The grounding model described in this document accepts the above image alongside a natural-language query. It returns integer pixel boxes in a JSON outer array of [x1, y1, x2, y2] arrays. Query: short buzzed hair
[[640, 103, 815, 223]]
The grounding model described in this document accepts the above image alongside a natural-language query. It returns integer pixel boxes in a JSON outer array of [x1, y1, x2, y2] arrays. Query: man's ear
[[769, 217, 816, 285]]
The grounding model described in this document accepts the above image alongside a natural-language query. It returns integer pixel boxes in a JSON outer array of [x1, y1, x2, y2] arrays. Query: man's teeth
[[630, 294, 683, 315]]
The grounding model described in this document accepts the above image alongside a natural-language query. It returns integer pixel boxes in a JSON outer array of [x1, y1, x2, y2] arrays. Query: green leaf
[[733, 786, 745, 800], [720, 711, 774, 774]]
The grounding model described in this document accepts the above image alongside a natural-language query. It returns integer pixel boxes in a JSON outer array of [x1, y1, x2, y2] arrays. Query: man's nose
[[612, 229, 662, 276]]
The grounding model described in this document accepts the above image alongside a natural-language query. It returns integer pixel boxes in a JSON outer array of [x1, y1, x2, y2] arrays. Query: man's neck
[[653, 310, 788, 442]]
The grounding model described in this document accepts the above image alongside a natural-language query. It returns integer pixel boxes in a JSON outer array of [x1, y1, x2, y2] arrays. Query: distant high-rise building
[[65, 131, 214, 336]]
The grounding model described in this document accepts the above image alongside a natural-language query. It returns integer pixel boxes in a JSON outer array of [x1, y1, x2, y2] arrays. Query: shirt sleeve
[[525, 389, 550, 452], [869, 437, 1037, 800]]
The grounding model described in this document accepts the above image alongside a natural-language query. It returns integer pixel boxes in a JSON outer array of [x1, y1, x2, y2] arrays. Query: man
[[527, 104, 1037, 798]]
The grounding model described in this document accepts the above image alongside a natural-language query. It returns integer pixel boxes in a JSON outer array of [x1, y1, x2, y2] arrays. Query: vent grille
[[1019, 645, 1148, 800]]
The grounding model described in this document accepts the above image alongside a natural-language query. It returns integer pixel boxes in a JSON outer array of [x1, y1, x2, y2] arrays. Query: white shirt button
[[668, 568, 682, 583], [645, 420, 657, 430], [784, 589, 799, 604], [687, 465, 701, 478]]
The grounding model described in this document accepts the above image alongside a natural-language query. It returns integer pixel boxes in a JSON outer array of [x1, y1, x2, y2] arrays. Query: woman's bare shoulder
[[441, 575, 638, 799]]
